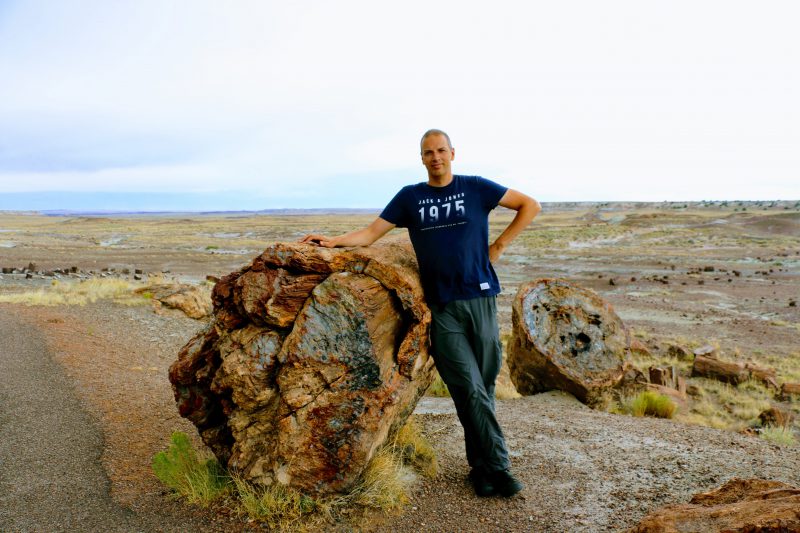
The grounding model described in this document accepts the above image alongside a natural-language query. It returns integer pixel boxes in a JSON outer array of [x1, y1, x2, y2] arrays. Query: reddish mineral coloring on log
[[168, 242, 435, 495]]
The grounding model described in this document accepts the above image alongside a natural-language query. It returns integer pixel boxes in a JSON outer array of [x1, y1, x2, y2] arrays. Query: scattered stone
[[507, 278, 630, 405], [758, 406, 794, 428], [25, 272, 32, 279], [630, 276, 636, 282], [121, 268, 130, 274], [790, 300, 797, 307], [134, 268, 143, 275], [133, 274, 142, 281], [136, 283, 212, 319], [27, 262, 36, 271], [1, 267, 12, 274], [667, 344, 692, 361], [626, 478, 800, 533], [693, 345, 718, 358], [169, 242, 435, 496], [702, 266, 714, 272], [629, 338, 651, 358], [608, 278, 616, 286]]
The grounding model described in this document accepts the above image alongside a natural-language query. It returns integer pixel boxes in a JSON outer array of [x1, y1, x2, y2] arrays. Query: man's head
[[420, 129, 455, 182]]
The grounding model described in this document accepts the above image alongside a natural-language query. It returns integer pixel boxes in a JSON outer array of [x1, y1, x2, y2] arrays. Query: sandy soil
[[1, 204, 798, 531]]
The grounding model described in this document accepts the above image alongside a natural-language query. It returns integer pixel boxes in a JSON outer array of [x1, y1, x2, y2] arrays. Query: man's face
[[420, 134, 455, 179]]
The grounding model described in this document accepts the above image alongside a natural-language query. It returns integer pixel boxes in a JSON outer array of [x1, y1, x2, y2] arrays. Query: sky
[[0, 1, 798, 211]]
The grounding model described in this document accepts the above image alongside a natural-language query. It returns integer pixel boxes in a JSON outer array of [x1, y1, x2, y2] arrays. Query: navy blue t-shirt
[[380, 175, 508, 305]]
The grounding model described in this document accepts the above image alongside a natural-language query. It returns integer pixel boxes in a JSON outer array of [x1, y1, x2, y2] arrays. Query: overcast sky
[[1, 1, 798, 210]]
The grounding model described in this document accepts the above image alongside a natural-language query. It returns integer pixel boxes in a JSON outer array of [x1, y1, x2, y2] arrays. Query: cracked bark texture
[[508, 278, 631, 405], [168, 242, 435, 495]]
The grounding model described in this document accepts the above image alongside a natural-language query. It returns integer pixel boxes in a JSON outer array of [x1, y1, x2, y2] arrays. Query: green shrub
[[151, 432, 229, 505], [627, 391, 677, 419]]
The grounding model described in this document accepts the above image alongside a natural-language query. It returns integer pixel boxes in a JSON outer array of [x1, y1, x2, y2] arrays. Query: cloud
[[0, 1, 798, 206]]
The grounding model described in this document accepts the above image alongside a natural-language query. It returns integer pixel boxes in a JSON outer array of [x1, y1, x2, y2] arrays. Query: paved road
[[0, 311, 147, 532]]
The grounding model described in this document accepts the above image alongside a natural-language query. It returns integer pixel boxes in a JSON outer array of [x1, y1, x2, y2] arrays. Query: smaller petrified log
[[691, 355, 749, 385], [508, 278, 630, 405], [758, 407, 794, 428], [746, 363, 779, 390], [781, 382, 800, 400], [649, 367, 670, 387], [626, 478, 800, 533]]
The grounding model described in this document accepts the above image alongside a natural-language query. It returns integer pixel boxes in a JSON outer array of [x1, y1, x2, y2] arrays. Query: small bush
[[760, 426, 797, 447], [151, 432, 229, 505], [233, 476, 319, 530], [625, 391, 677, 419]]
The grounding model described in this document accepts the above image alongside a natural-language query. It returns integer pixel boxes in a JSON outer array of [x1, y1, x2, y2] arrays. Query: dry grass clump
[[619, 391, 677, 419], [426, 372, 450, 397], [0, 278, 148, 306], [759, 426, 797, 447], [153, 418, 437, 528]]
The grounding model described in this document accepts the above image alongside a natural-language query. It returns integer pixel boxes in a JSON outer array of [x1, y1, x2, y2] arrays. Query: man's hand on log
[[300, 234, 339, 247]]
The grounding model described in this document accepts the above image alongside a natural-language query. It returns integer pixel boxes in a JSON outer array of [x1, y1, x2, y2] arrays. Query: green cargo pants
[[430, 295, 511, 472]]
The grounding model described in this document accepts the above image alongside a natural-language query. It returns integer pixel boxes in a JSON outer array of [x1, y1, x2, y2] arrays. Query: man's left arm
[[489, 189, 541, 263]]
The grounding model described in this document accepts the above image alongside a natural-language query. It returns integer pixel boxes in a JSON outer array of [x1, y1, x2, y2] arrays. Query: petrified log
[[746, 362, 779, 390], [626, 478, 800, 532], [508, 278, 630, 405], [169, 242, 435, 495], [758, 407, 794, 428], [691, 355, 750, 385], [781, 382, 800, 400]]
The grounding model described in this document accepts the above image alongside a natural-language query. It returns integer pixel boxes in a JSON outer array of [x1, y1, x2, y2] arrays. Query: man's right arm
[[299, 217, 396, 248]]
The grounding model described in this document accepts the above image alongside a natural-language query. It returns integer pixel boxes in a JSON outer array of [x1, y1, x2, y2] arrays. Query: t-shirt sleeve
[[379, 187, 410, 228], [475, 176, 508, 210]]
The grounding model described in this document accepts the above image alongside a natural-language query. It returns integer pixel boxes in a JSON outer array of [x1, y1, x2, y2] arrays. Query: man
[[301, 129, 541, 497]]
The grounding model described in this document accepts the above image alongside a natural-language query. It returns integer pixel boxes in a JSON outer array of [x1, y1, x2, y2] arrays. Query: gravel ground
[[4, 300, 800, 532], [0, 310, 145, 532]]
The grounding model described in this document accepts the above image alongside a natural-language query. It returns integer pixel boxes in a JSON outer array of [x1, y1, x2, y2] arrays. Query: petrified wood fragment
[[169, 242, 435, 495], [508, 278, 630, 405], [626, 478, 800, 533]]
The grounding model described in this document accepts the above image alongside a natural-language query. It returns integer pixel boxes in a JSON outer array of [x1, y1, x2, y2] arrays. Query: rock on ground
[[626, 478, 800, 533], [169, 242, 436, 495]]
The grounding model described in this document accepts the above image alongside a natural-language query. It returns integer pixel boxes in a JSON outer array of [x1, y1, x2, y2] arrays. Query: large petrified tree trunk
[[508, 278, 631, 405], [169, 242, 435, 495]]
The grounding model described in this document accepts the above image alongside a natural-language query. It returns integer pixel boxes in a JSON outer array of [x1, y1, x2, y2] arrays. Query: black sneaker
[[468, 466, 496, 497], [489, 468, 524, 497]]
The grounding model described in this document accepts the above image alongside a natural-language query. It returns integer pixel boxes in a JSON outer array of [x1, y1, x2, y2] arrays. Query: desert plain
[[1, 200, 799, 532]]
